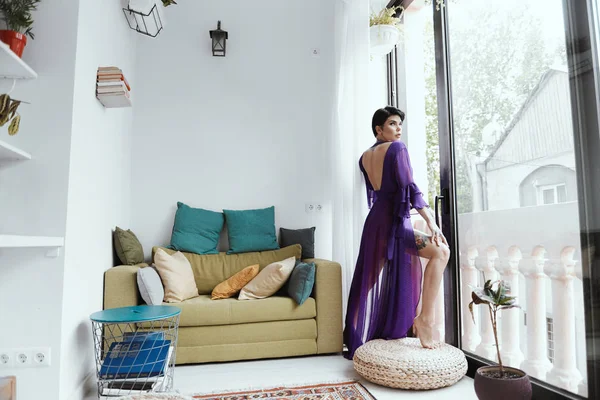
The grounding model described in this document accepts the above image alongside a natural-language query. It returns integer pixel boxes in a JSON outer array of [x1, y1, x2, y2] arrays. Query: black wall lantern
[[209, 21, 228, 57]]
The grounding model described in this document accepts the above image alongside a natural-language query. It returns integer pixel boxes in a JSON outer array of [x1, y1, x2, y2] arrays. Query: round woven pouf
[[353, 338, 468, 390]]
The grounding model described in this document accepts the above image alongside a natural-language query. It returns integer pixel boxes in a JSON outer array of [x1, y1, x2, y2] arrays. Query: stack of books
[[96, 66, 132, 108], [98, 331, 173, 396]]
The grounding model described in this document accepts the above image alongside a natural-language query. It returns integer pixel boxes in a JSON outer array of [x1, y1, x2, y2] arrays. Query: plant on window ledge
[[0, 0, 40, 57], [469, 280, 532, 400], [369, 5, 404, 31], [369, 6, 404, 57]]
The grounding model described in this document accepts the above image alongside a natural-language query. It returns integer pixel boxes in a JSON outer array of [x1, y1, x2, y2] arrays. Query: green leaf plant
[[468, 279, 520, 377]]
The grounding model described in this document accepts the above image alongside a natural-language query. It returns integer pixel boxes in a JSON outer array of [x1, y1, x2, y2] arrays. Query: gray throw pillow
[[137, 265, 165, 305], [279, 227, 316, 259]]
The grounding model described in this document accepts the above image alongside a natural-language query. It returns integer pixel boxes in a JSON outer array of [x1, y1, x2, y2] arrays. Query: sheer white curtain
[[331, 0, 372, 320]]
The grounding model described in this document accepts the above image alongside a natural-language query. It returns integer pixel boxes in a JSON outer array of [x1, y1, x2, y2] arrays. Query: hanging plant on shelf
[[0, 93, 22, 136], [161, 0, 177, 6], [0, 0, 41, 58]]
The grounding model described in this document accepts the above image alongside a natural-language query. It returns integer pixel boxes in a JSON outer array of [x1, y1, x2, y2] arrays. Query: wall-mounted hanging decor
[[96, 67, 132, 108], [123, 0, 164, 37], [369, 6, 403, 57], [209, 21, 228, 57]]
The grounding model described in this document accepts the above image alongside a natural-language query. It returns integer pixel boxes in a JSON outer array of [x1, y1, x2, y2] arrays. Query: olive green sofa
[[103, 244, 343, 364]]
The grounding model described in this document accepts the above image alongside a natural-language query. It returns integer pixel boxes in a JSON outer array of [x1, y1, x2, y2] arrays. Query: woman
[[343, 106, 450, 359]]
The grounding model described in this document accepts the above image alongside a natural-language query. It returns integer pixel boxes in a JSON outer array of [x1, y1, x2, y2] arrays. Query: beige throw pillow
[[238, 256, 296, 300], [154, 248, 199, 303]]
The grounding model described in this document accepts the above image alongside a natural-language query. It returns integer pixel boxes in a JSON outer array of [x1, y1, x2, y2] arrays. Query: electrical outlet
[[31, 347, 51, 367], [305, 203, 324, 213], [0, 350, 13, 367], [14, 350, 31, 367]]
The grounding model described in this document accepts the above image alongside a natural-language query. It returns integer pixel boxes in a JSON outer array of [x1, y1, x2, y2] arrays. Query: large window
[[445, 0, 587, 396], [387, 0, 598, 397]]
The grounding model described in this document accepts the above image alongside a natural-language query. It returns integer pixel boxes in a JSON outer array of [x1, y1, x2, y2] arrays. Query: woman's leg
[[412, 229, 450, 348]]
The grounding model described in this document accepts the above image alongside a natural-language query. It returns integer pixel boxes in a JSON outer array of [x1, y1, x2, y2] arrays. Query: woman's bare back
[[361, 142, 393, 190]]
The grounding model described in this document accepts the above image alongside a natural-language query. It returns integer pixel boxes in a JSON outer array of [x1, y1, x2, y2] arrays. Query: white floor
[[91, 354, 477, 399]]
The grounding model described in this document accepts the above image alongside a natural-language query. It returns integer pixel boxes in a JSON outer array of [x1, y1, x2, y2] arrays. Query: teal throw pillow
[[287, 260, 315, 305], [170, 202, 224, 255], [223, 206, 279, 254]]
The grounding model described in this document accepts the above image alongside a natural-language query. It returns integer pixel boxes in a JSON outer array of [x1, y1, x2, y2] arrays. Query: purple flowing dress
[[343, 140, 429, 360]]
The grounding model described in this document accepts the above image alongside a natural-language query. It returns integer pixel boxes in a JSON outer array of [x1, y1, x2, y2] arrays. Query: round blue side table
[[90, 305, 181, 398]]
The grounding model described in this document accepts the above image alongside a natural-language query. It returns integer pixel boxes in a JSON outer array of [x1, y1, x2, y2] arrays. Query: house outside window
[[538, 183, 567, 205]]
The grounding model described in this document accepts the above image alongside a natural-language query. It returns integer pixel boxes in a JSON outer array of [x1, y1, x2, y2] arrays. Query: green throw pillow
[[114, 227, 144, 265], [170, 202, 224, 255], [223, 206, 279, 254], [287, 260, 315, 305]]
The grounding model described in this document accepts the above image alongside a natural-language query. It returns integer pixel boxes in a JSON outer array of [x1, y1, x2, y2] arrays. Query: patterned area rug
[[192, 381, 376, 400]]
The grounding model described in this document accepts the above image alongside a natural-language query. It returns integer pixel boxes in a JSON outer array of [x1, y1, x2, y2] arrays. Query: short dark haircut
[[371, 106, 405, 137]]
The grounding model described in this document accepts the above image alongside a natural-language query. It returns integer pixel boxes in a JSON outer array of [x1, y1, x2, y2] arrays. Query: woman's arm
[[416, 206, 447, 246], [394, 143, 447, 246]]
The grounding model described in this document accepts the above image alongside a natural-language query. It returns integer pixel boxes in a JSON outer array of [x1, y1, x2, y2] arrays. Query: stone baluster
[[461, 247, 481, 352], [574, 258, 587, 398], [578, 379, 588, 398], [520, 246, 552, 380], [475, 247, 499, 361], [545, 247, 583, 392], [497, 246, 524, 368]]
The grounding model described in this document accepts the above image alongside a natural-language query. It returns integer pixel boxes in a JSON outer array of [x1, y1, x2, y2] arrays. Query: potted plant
[[469, 280, 532, 400], [369, 5, 404, 57], [0, 0, 40, 58]]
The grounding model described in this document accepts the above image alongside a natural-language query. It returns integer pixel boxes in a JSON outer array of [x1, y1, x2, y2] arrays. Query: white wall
[[130, 0, 336, 260], [0, 1, 80, 399], [59, 1, 137, 399]]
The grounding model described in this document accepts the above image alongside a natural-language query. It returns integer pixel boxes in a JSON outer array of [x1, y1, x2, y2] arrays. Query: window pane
[[543, 188, 555, 205], [447, 0, 587, 395], [557, 184, 567, 203]]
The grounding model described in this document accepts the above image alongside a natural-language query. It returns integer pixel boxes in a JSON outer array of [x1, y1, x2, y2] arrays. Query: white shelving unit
[[0, 42, 60, 257], [0, 235, 64, 257], [0, 139, 31, 162], [0, 41, 37, 79], [0, 235, 64, 248]]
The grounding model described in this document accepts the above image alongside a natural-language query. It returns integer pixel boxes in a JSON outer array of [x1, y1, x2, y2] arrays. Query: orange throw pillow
[[211, 264, 260, 300]]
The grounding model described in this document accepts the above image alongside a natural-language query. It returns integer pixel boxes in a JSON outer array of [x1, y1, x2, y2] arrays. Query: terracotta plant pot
[[474, 366, 532, 400], [0, 30, 27, 58]]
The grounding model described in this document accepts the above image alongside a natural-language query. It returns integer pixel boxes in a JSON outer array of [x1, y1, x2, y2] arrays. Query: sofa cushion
[[113, 227, 144, 265], [287, 261, 316, 305], [211, 264, 259, 300], [154, 248, 199, 303], [174, 294, 316, 327], [280, 227, 316, 259], [238, 256, 295, 300], [170, 202, 224, 255], [223, 206, 279, 254], [152, 244, 302, 295], [137, 265, 164, 305]]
